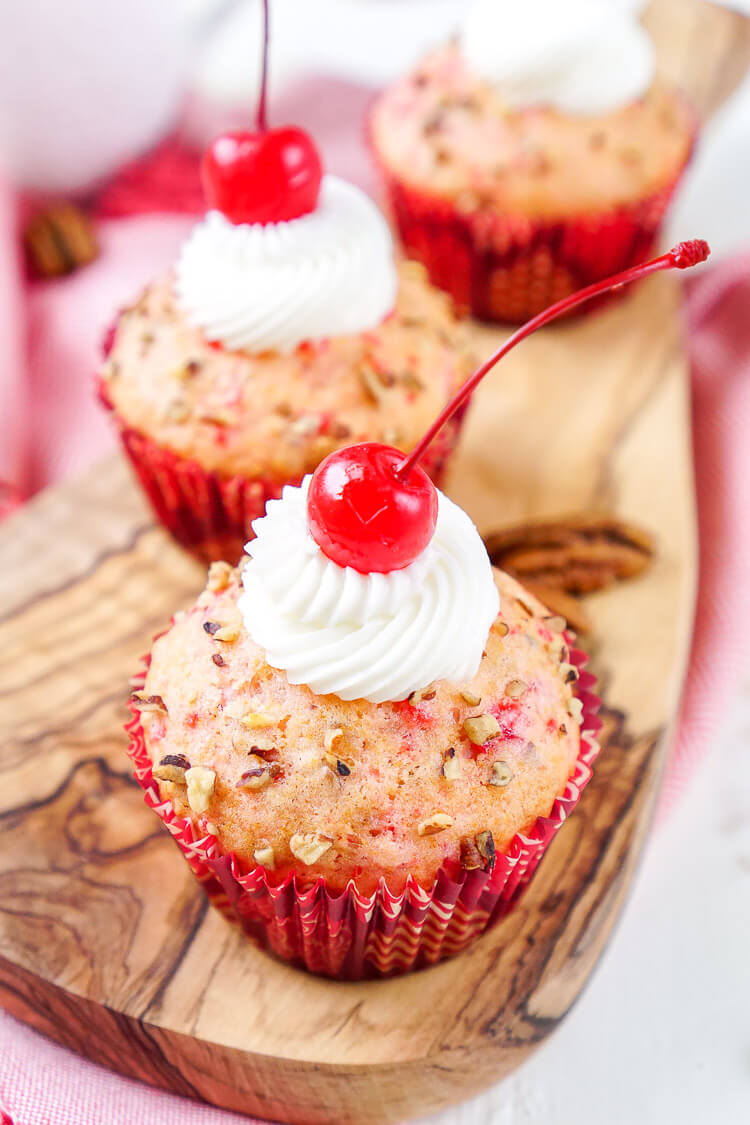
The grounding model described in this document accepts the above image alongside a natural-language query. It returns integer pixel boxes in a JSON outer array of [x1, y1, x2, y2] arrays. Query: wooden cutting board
[[1, 3, 748, 1123]]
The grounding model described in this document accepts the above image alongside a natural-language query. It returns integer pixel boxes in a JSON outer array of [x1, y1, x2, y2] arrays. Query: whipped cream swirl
[[238, 478, 499, 703], [175, 175, 398, 353], [461, 0, 654, 116]]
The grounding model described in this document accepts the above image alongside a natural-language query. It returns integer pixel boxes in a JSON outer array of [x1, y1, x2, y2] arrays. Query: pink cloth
[[25, 213, 193, 491], [659, 252, 750, 809], [1, 105, 749, 1123], [0, 1012, 262, 1125]]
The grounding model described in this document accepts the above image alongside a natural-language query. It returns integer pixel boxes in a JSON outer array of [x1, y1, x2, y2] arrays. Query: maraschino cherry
[[201, 0, 323, 225], [308, 444, 438, 573], [308, 240, 710, 574]]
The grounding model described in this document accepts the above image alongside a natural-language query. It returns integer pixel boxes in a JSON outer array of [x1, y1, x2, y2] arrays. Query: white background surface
[[195, 4, 750, 1123], [426, 673, 750, 1124]]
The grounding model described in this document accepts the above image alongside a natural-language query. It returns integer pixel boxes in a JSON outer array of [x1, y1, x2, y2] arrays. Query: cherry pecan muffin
[[99, 169, 472, 563], [370, 0, 695, 322], [128, 467, 600, 978]]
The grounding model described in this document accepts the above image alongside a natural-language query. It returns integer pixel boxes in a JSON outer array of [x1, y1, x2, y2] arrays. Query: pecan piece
[[359, 365, 385, 404], [213, 625, 239, 642], [131, 692, 167, 714], [324, 727, 344, 752], [460, 830, 496, 872], [504, 679, 527, 699], [185, 766, 215, 814], [488, 761, 513, 787], [569, 697, 584, 723], [463, 714, 500, 745], [290, 832, 333, 865], [289, 413, 320, 438], [484, 513, 654, 595], [207, 561, 232, 592], [442, 747, 461, 781], [236, 754, 273, 790], [418, 813, 454, 836], [153, 754, 190, 784], [254, 842, 275, 869], [543, 615, 567, 633], [561, 663, 580, 685], [240, 711, 277, 729], [409, 684, 437, 705], [24, 203, 99, 278], [459, 836, 484, 870], [476, 830, 496, 871], [401, 371, 425, 393], [322, 749, 353, 777]]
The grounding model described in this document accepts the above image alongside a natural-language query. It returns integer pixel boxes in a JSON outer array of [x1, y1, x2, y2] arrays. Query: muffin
[[99, 167, 472, 563], [369, 0, 695, 322], [128, 465, 600, 978]]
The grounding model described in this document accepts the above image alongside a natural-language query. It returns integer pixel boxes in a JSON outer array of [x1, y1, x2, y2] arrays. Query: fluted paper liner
[[371, 120, 695, 324], [126, 644, 601, 979]]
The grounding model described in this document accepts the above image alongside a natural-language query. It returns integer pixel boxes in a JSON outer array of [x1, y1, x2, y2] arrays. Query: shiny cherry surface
[[201, 127, 323, 225], [307, 444, 438, 573]]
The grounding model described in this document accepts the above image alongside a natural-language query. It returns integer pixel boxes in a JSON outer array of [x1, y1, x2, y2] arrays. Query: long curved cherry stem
[[256, 0, 270, 133], [396, 239, 710, 481]]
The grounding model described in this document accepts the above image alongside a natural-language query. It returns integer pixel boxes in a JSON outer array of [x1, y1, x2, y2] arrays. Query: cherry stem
[[396, 239, 710, 481], [256, 0, 270, 133]]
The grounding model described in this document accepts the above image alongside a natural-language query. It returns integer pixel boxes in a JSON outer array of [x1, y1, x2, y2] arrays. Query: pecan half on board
[[484, 514, 655, 634]]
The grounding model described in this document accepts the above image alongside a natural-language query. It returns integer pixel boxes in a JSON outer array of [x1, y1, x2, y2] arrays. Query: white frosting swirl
[[174, 175, 398, 353], [238, 478, 499, 703], [461, 0, 654, 116]]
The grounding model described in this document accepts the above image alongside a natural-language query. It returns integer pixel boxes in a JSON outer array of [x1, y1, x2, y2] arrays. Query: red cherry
[[201, 128, 323, 225], [307, 444, 438, 574]]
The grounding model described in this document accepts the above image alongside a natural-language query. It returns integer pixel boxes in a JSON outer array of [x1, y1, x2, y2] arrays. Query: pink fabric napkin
[[0, 1007, 263, 1125], [1, 100, 749, 1123], [659, 252, 750, 810]]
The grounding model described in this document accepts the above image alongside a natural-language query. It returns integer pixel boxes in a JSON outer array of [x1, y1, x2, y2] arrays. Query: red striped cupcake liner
[[373, 138, 695, 324], [97, 377, 466, 566], [126, 642, 601, 980], [97, 377, 287, 563]]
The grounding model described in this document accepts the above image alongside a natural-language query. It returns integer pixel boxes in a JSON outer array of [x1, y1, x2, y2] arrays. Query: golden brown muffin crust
[[101, 261, 472, 479], [138, 564, 582, 894], [370, 45, 694, 218]]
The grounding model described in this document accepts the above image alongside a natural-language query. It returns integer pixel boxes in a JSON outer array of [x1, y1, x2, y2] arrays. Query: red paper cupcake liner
[[126, 643, 601, 980], [97, 378, 466, 566], [373, 142, 695, 323]]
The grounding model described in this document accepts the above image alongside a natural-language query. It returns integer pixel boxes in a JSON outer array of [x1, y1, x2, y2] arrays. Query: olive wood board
[[1, 1, 748, 1122]]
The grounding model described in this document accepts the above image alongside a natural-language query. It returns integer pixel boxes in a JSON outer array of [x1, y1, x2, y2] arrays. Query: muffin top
[[101, 260, 472, 479], [137, 562, 582, 895], [370, 45, 694, 217]]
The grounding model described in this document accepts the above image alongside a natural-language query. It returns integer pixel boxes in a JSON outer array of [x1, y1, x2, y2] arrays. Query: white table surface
[[424, 669, 750, 1124]]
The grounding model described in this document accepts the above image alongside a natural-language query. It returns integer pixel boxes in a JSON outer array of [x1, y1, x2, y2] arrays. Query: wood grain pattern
[[0, 2, 748, 1122]]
